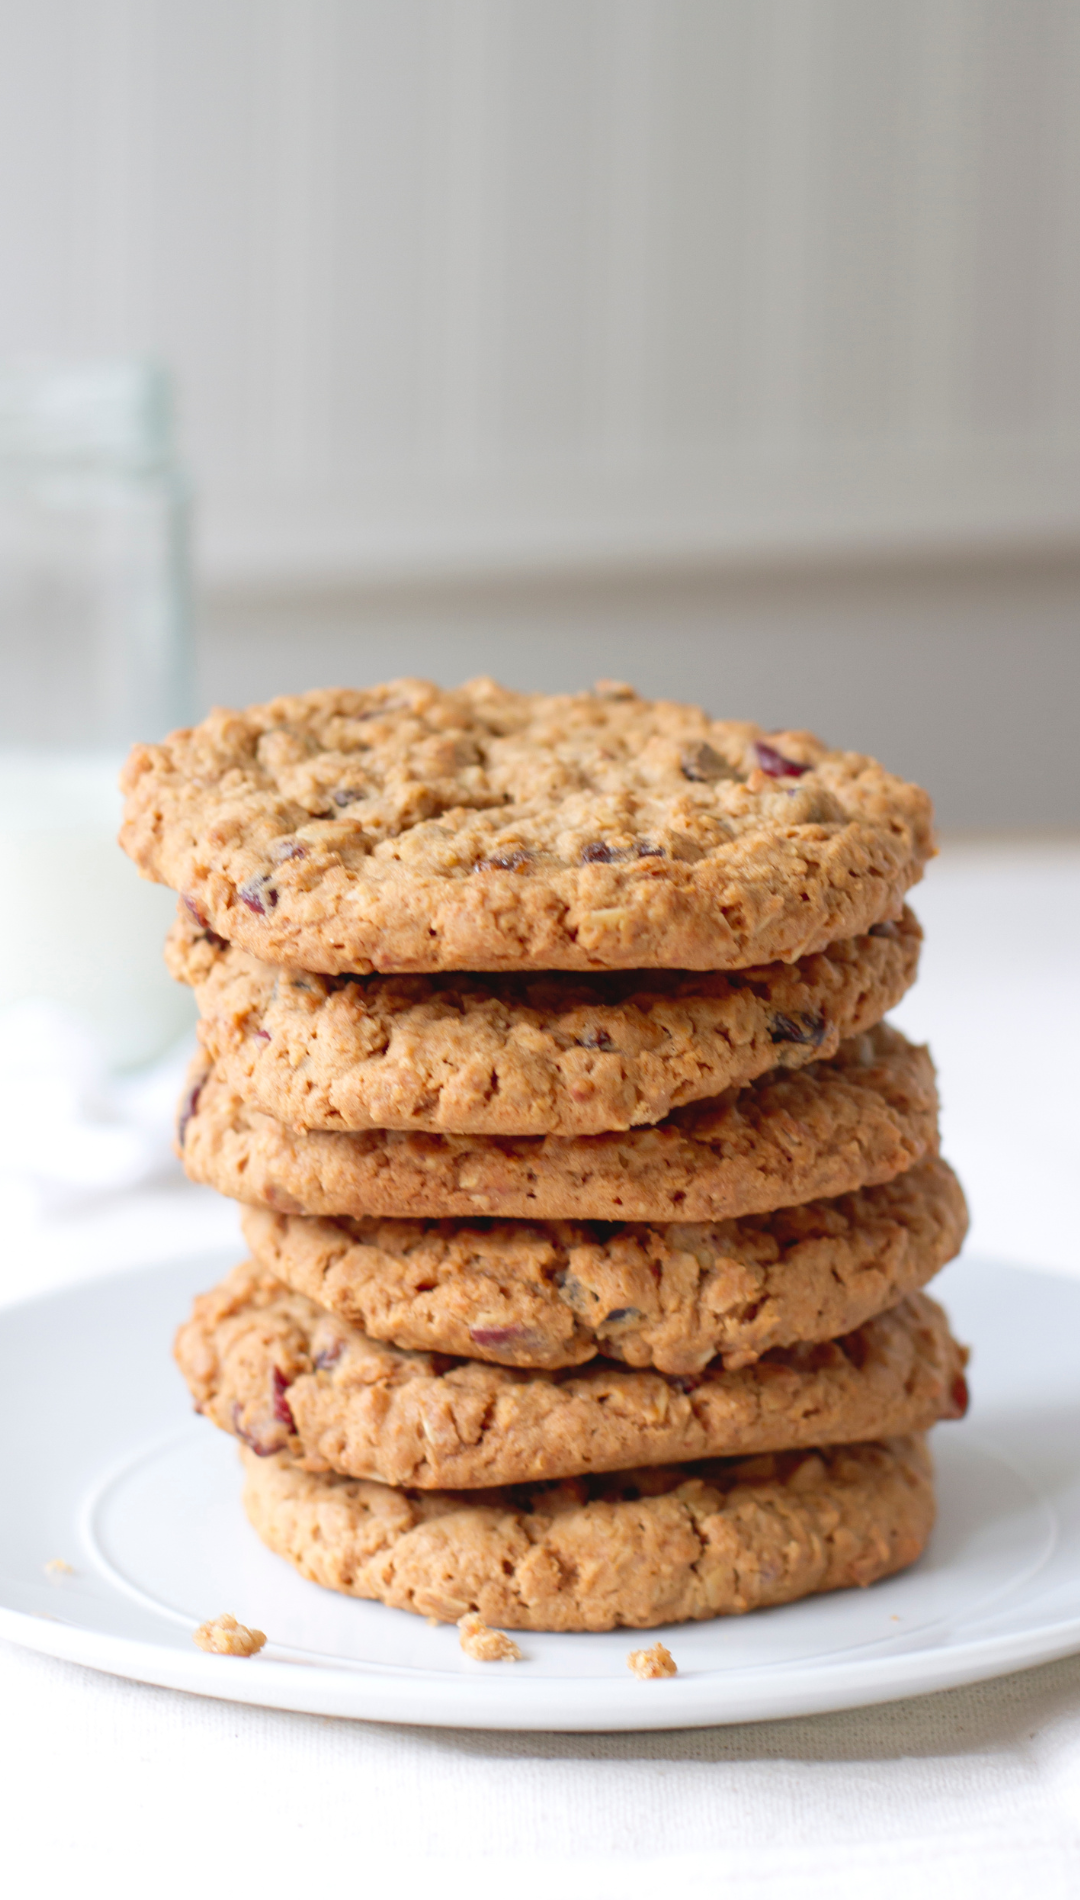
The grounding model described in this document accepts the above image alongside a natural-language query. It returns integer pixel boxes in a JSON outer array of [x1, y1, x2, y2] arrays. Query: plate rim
[[5, 1597, 1080, 1732], [3, 1251, 1080, 1731]]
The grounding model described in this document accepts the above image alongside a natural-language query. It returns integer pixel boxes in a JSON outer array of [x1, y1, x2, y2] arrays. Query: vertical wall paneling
[[592, 0, 653, 471], [811, 0, 915, 442], [1049, 2, 1080, 439], [257, 0, 330, 487], [747, 0, 821, 455], [647, 1, 759, 455], [904, 0, 974, 447], [144, 1, 268, 504], [492, 2, 604, 460], [0, 0, 1077, 583], [425, 0, 497, 482], [965, 0, 1063, 435]]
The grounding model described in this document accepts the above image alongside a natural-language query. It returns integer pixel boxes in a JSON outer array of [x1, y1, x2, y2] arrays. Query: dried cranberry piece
[[182, 893, 209, 928], [314, 1339, 344, 1371], [868, 920, 899, 940], [635, 841, 664, 857], [754, 741, 811, 780], [576, 1027, 614, 1050], [272, 838, 308, 864], [237, 874, 279, 916], [253, 1028, 271, 1045], [949, 1373, 970, 1419], [473, 850, 531, 874], [331, 787, 363, 808], [769, 1010, 826, 1048], [839, 1329, 869, 1370], [271, 1366, 296, 1431], [177, 1079, 202, 1147], [670, 1371, 704, 1394], [469, 1325, 525, 1348], [580, 841, 623, 865], [231, 1403, 281, 1458]]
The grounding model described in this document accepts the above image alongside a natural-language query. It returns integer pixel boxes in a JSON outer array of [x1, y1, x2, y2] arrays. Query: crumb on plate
[[193, 1612, 267, 1657], [44, 1558, 75, 1577], [627, 1641, 677, 1680], [457, 1612, 523, 1662]]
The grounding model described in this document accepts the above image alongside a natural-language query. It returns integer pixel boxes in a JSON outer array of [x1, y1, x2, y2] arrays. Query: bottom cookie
[[241, 1435, 934, 1632]]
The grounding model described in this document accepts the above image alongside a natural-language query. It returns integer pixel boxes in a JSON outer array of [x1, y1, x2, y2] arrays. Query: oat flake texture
[[239, 1437, 937, 1631], [175, 1267, 967, 1490], [239, 1156, 968, 1376], [167, 903, 921, 1138], [178, 1025, 940, 1225], [120, 678, 934, 974]]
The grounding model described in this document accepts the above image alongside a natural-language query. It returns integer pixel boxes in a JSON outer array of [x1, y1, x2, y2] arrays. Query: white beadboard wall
[[1, 0, 1080, 586]]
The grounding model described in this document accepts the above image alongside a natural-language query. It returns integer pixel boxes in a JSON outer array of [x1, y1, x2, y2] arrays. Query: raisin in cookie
[[242, 1436, 936, 1630], [122, 679, 934, 974], [176, 1265, 967, 1489], [242, 1156, 966, 1376], [179, 1024, 939, 1225], [169, 905, 920, 1138]]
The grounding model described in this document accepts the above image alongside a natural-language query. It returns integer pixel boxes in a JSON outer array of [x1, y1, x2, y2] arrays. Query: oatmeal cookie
[[176, 1265, 967, 1489], [242, 1157, 966, 1375], [241, 1436, 936, 1629], [180, 1024, 939, 1225], [121, 679, 934, 974], [169, 905, 920, 1137]]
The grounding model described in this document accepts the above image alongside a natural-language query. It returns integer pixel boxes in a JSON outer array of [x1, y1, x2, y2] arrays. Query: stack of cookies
[[120, 679, 969, 1638]]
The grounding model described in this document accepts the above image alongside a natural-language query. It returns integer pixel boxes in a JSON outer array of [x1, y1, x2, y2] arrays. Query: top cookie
[[120, 678, 934, 973]]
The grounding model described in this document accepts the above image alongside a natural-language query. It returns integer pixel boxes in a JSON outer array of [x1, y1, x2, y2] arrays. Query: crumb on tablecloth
[[627, 1641, 677, 1680], [193, 1612, 267, 1657], [44, 1558, 75, 1577], [457, 1612, 523, 1662]]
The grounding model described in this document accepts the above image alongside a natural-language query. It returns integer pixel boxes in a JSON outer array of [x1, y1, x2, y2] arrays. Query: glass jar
[[0, 360, 194, 1068]]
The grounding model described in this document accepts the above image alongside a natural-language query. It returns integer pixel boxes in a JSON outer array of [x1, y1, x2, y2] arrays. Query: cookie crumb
[[44, 1558, 74, 1577], [627, 1641, 677, 1680], [193, 1612, 267, 1657], [457, 1612, 523, 1662]]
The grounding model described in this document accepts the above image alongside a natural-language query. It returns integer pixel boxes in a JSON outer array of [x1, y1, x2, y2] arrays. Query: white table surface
[[2, 839, 1078, 1899]]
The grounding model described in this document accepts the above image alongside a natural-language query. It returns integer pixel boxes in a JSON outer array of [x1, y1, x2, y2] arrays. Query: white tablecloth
[[3, 841, 1079, 1899]]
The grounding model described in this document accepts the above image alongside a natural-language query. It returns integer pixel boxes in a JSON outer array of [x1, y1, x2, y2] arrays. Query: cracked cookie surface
[[179, 1023, 939, 1224], [242, 1156, 966, 1375], [176, 1265, 967, 1488], [241, 1436, 936, 1630], [169, 905, 920, 1137], [122, 678, 934, 974]]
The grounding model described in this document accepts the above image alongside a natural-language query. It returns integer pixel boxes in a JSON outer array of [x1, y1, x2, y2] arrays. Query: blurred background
[[0, 1, 1076, 1281]]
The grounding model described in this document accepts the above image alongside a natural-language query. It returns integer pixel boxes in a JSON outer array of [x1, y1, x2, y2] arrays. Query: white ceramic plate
[[2, 1253, 1079, 1731]]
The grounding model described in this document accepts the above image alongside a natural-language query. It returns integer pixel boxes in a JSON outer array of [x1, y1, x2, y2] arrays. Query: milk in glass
[[0, 361, 194, 1068]]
